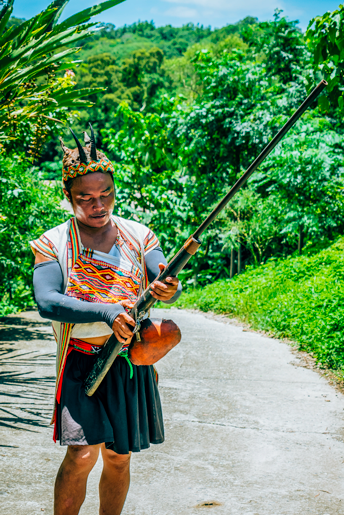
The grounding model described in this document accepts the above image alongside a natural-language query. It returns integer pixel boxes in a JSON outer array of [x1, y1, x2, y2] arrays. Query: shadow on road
[[0, 315, 53, 344], [0, 313, 55, 431]]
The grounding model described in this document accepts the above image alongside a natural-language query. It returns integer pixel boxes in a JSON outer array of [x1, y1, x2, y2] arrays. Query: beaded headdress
[[60, 124, 114, 183]]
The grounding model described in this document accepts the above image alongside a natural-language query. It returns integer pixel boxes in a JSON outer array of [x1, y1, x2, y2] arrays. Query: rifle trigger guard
[[132, 310, 145, 341], [133, 321, 141, 335], [133, 320, 143, 342]]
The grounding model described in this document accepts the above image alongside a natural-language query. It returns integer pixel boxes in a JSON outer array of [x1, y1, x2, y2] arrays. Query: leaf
[[0, 19, 72, 73], [0, 8, 56, 49], [52, 86, 105, 102], [46, 0, 69, 27], [57, 0, 126, 31], [0, 0, 14, 37], [0, 47, 77, 93], [318, 95, 330, 112], [19, 26, 88, 65]]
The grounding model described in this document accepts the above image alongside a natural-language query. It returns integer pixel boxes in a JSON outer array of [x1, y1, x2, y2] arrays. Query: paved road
[[1, 308, 344, 514]]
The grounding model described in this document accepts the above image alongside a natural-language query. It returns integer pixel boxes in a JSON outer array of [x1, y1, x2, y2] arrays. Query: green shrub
[[0, 153, 68, 315]]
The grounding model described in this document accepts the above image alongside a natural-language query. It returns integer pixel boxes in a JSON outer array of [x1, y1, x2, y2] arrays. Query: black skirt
[[56, 349, 164, 454]]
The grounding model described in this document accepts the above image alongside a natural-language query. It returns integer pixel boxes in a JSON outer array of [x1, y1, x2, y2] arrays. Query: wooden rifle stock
[[84, 79, 327, 396]]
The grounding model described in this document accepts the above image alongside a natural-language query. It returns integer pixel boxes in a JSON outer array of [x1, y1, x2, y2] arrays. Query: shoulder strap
[[114, 216, 148, 291], [68, 217, 82, 274], [52, 218, 81, 420]]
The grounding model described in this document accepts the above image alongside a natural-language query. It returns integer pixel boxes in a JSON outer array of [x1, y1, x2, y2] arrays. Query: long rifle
[[85, 79, 328, 396]]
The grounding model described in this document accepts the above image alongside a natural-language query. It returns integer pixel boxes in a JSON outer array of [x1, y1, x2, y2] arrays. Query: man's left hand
[[150, 263, 179, 301]]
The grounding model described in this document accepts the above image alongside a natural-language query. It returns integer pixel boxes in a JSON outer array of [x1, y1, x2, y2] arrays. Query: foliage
[[38, 15, 257, 161], [103, 99, 185, 253], [173, 237, 344, 371], [163, 35, 248, 102], [0, 0, 124, 150], [0, 0, 128, 316], [120, 47, 167, 110], [40, 46, 171, 159], [219, 189, 281, 265], [306, 5, 344, 111], [251, 116, 344, 243], [3, 4, 344, 318], [247, 9, 308, 83], [0, 153, 67, 315], [39, 13, 305, 165], [216, 115, 344, 266], [76, 17, 257, 61], [103, 33, 340, 283], [77, 46, 167, 110]]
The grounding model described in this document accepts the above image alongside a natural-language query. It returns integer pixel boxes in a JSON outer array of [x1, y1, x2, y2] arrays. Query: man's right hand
[[112, 312, 135, 344]]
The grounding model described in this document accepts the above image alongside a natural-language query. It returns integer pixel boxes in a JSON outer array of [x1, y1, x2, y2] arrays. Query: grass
[[171, 237, 344, 371]]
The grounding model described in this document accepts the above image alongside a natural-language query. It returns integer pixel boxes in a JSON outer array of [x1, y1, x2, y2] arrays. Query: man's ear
[[62, 188, 71, 203]]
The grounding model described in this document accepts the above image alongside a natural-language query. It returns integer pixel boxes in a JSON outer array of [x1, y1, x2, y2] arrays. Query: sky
[[12, 0, 341, 31]]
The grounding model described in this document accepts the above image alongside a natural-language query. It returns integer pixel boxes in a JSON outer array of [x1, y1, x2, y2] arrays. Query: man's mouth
[[91, 213, 107, 219]]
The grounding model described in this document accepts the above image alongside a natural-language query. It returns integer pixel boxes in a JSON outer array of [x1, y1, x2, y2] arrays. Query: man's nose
[[93, 197, 104, 209]]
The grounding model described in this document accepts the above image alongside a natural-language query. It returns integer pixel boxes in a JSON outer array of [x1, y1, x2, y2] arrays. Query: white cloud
[[163, 0, 283, 15], [165, 6, 199, 17]]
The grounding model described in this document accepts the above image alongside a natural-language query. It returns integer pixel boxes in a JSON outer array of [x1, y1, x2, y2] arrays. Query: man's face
[[64, 172, 115, 228]]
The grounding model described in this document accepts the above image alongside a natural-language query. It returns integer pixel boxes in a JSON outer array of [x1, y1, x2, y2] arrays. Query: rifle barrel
[[193, 79, 328, 240], [85, 79, 327, 397]]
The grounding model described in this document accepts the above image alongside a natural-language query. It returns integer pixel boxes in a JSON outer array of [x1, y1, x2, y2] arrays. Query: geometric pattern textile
[[30, 234, 58, 260], [66, 254, 141, 305], [62, 158, 114, 182]]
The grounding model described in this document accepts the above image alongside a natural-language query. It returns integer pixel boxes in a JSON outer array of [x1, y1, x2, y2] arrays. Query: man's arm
[[33, 260, 126, 328], [145, 248, 182, 304]]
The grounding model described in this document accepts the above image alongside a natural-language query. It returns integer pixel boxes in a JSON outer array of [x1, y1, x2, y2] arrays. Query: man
[[31, 126, 181, 514]]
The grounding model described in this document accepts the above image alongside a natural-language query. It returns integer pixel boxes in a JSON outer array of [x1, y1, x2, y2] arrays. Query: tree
[[247, 9, 307, 84], [306, 5, 344, 111], [250, 116, 344, 249], [103, 33, 316, 282], [120, 47, 167, 110], [102, 98, 185, 254], [39, 46, 169, 162], [163, 35, 248, 101]]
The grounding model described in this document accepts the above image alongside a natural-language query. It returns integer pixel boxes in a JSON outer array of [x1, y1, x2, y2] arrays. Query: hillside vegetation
[[76, 18, 257, 61]]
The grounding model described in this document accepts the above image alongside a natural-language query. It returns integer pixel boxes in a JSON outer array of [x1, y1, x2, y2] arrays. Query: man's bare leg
[[99, 445, 131, 515], [54, 444, 100, 515]]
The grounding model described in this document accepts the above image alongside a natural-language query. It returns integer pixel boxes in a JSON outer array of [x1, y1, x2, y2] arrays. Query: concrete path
[[1, 309, 344, 515]]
